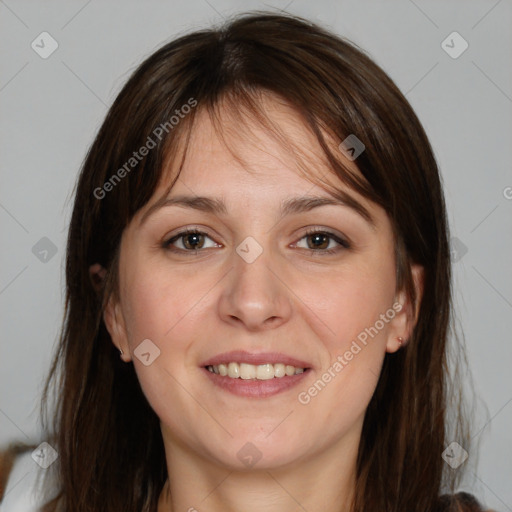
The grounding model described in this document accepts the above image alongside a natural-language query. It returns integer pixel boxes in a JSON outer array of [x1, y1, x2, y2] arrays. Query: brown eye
[[181, 232, 205, 250], [295, 229, 350, 255], [306, 232, 330, 250], [164, 229, 219, 253]]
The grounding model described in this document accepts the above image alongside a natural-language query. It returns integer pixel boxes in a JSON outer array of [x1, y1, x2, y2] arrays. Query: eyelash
[[162, 227, 350, 256]]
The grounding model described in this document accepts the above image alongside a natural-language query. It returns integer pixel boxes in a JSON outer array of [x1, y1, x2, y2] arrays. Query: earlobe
[[386, 264, 424, 353]]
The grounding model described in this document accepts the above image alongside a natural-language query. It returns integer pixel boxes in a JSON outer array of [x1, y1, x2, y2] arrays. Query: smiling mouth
[[205, 362, 308, 380]]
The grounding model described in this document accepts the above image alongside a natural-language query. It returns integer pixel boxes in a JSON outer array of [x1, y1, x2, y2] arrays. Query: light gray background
[[1, 0, 511, 509]]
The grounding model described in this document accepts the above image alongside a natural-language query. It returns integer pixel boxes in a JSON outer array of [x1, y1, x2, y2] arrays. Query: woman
[[0, 11, 490, 512]]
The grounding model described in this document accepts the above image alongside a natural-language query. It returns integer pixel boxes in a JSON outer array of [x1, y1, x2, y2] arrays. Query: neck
[[157, 428, 359, 512]]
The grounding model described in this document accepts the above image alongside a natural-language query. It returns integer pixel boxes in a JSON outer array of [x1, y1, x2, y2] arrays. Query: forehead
[[160, 93, 360, 197], [132, 92, 384, 232]]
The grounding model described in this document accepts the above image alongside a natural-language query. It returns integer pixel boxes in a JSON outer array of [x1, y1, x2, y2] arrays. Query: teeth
[[256, 363, 274, 380], [240, 363, 256, 380], [206, 362, 306, 380], [285, 365, 295, 376], [228, 362, 240, 378], [274, 363, 285, 378]]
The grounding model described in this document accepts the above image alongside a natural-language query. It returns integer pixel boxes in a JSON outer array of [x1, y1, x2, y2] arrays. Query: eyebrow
[[139, 193, 376, 229]]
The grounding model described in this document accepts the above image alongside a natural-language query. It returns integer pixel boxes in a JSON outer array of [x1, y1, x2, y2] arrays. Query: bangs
[[154, 87, 378, 229]]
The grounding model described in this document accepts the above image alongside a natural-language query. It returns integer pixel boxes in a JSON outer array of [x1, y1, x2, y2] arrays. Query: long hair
[[37, 12, 483, 512]]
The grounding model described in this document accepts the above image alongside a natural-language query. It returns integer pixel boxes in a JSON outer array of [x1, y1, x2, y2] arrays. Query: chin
[[201, 430, 313, 471]]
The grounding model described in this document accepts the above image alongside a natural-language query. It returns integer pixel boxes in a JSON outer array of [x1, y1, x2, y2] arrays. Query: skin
[[95, 95, 423, 512]]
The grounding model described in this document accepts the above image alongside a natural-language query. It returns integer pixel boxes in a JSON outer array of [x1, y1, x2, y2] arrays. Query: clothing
[[0, 452, 46, 512]]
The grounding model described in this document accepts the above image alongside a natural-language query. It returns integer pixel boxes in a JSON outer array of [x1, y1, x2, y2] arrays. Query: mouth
[[200, 351, 312, 398]]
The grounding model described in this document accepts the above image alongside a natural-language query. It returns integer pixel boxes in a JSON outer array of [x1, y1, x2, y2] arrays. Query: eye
[[163, 227, 350, 256], [163, 229, 220, 252], [294, 229, 350, 255]]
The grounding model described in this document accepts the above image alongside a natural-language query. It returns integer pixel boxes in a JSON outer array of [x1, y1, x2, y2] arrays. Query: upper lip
[[201, 350, 311, 369]]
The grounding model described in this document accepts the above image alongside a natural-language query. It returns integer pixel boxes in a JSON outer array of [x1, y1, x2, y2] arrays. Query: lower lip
[[202, 367, 311, 398]]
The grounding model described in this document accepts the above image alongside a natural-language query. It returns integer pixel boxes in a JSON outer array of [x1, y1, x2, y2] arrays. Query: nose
[[217, 244, 293, 332]]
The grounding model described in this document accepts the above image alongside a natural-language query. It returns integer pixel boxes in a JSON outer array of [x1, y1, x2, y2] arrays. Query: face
[[103, 96, 414, 471]]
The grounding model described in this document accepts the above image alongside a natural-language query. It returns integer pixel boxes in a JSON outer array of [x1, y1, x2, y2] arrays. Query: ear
[[89, 263, 107, 294], [385, 264, 424, 354], [89, 263, 131, 362]]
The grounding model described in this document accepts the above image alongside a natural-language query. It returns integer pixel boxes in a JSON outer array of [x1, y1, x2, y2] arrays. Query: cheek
[[293, 271, 394, 447], [293, 247, 396, 406], [121, 260, 201, 346], [301, 255, 396, 350], [120, 263, 210, 437]]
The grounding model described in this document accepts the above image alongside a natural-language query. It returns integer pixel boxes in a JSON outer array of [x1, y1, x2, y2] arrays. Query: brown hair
[[33, 11, 485, 512]]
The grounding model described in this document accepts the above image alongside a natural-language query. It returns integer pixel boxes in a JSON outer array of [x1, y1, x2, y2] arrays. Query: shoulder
[[437, 492, 495, 512], [0, 448, 46, 512]]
